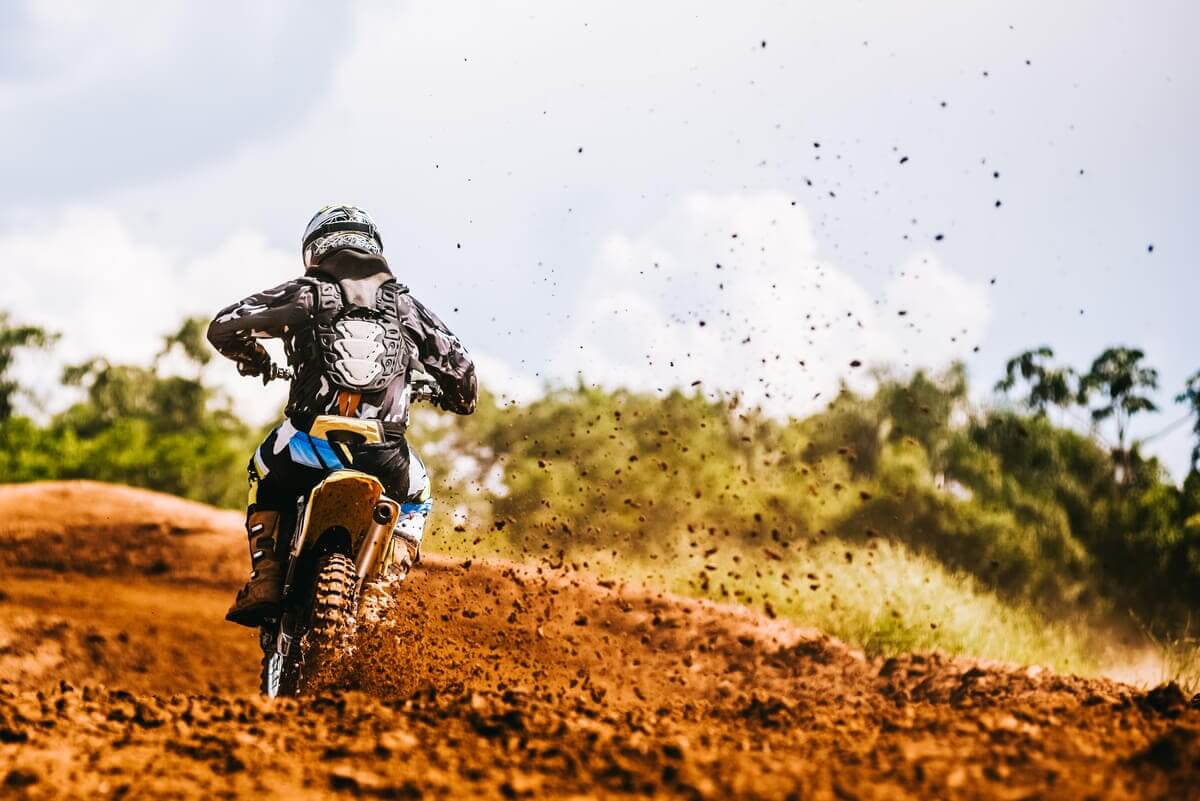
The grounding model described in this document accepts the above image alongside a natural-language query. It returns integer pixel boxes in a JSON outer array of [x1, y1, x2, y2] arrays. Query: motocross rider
[[207, 205, 477, 627]]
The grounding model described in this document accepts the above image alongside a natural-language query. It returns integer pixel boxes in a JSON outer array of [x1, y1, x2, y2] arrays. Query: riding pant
[[246, 418, 432, 552]]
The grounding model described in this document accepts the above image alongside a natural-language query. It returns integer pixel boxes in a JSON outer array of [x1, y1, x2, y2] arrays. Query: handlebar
[[410, 370, 442, 405], [239, 359, 293, 385]]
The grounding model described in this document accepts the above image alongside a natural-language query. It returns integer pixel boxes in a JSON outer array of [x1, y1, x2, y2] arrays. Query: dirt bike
[[257, 364, 440, 697]]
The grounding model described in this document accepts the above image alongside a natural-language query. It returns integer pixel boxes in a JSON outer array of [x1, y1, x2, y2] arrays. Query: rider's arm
[[207, 280, 314, 374], [400, 294, 478, 415]]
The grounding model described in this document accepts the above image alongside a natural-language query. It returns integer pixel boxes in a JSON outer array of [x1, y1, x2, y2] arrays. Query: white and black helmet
[[302, 204, 384, 269]]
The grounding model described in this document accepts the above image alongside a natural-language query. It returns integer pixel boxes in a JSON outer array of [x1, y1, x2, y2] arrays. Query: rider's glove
[[236, 343, 273, 382]]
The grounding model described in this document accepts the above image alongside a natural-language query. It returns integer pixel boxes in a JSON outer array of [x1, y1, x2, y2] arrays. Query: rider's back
[[207, 249, 476, 435]]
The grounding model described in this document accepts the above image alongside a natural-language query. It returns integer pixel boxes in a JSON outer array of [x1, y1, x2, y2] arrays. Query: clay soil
[[0, 481, 1197, 800]]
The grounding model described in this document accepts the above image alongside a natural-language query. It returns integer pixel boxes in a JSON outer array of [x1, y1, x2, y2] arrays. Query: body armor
[[286, 277, 412, 425], [208, 267, 477, 431], [310, 278, 406, 392]]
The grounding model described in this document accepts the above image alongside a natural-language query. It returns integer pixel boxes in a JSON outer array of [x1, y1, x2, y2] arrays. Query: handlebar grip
[[409, 372, 442, 404]]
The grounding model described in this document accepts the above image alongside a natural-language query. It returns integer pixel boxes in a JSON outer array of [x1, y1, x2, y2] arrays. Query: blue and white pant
[[247, 418, 432, 552]]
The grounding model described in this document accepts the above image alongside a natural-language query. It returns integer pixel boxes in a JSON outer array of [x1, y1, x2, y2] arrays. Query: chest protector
[[297, 278, 410, 394]]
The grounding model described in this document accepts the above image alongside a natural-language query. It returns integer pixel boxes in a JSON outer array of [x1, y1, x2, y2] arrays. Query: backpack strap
[[315, 278, 344, 317], [376, 280, 412, 378], [294, 275, 343, 318]]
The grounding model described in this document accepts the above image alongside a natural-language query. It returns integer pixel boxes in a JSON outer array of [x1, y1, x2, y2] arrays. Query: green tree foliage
[[4, 308, 1200, 639], [415, 365, 1200, 634], [414, 383, 812, 563], [1078, 346, 1159, 454], [995, 346, 1075, 415], [157, 316, 214, 370], [1176, 371, 1200, 469], [0, 312, 58, 420], [0, 316, 255, 507]]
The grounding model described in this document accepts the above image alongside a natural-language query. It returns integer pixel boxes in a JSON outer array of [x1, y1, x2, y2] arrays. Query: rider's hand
[[236, 343, 272, 379], [236, 360, 263, 377]]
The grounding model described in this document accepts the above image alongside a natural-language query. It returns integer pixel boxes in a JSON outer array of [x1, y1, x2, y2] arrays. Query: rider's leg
[[226, 421, 324, 627], [348, 438, 430, 579], [383, 444, 432, 578], [225, 456, 285, 626], [347, 438, 428, 580]]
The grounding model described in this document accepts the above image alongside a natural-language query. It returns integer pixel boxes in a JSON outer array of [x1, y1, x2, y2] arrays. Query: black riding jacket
[[207, 255, 476, 433]]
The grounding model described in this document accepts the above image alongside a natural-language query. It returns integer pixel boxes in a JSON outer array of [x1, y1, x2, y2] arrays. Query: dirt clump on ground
[[0, 481, 1197, 800]]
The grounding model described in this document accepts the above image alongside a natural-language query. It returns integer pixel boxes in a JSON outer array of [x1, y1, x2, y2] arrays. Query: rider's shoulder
[[284, 277, 325, 302], [246, 276, 320, 301]]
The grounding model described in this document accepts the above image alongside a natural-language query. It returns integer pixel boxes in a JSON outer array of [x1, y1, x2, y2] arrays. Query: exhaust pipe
[[355, 499, 399, 594]]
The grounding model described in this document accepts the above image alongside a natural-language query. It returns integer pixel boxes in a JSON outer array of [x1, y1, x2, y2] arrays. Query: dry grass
[[621, 537, 1110, 674], [1138, 618, 1200, 694], [431, 523, 1122, 676]]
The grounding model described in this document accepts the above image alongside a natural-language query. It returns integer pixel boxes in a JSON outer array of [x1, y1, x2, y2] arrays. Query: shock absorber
[[355, 499, 399, 593]]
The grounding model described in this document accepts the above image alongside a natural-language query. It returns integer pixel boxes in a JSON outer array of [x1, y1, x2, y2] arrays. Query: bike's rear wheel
[[259, 551, 359, 696], [300, 551, 359, 692], [308, 550, 358, 641]]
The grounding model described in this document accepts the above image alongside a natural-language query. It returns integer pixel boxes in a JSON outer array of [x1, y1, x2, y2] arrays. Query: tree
[[1078, 347, 1159, 461], [46, 321, 253, 506], [877, 363, 968, 472], [157, 317, 214, 372], [995, 346, 1075, 415], [0, 312, 58, 420], [61, 318, 226, 436], [1176, 370, 1200, 470]]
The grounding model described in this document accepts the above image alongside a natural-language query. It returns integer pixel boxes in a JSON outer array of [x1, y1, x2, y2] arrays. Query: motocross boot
[[225, 510, 284, 627], [359, 529, 422, 617], [389, 531, 421, 580], [387, 507, 426, 580]]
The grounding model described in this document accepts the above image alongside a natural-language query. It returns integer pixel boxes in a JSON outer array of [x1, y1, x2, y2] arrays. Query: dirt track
[[0, 481, 1198, 800]]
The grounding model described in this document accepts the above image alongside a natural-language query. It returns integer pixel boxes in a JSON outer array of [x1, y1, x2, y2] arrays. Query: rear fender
[[284, 471, 384, 594]]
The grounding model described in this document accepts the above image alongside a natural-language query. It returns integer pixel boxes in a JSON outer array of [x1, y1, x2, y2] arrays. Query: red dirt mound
[[0, 481, 244, 586], [0, 481, 1198, 800]]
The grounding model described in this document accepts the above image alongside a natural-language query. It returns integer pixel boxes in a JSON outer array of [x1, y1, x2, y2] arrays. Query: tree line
[[998, 345, 1200, 470], [1, 310, 1198, 636], [0, 312, 256, 508]]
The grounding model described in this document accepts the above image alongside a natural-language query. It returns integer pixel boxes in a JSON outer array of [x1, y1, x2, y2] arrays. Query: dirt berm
[[0, 481, 1197, 800]]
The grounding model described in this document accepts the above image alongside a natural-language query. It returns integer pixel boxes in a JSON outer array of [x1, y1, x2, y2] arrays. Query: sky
[[3, 0, 1198, 477]]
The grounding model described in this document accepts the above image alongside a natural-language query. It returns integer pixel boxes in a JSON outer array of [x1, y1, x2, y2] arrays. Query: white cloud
[[551, 191, 991, 415], [5, 208, 294, 423], [7, 1, 185, 82], [1, 2, 350, 207]]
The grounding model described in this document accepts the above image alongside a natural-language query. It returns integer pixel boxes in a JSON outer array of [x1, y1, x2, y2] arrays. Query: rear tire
[[309, 551, 358, 634], [298, 551, 359, 692], [259, 551, 359, 697]]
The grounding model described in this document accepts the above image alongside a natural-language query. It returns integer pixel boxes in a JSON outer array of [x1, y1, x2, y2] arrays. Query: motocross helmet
[[302, 204, 384, 269]]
